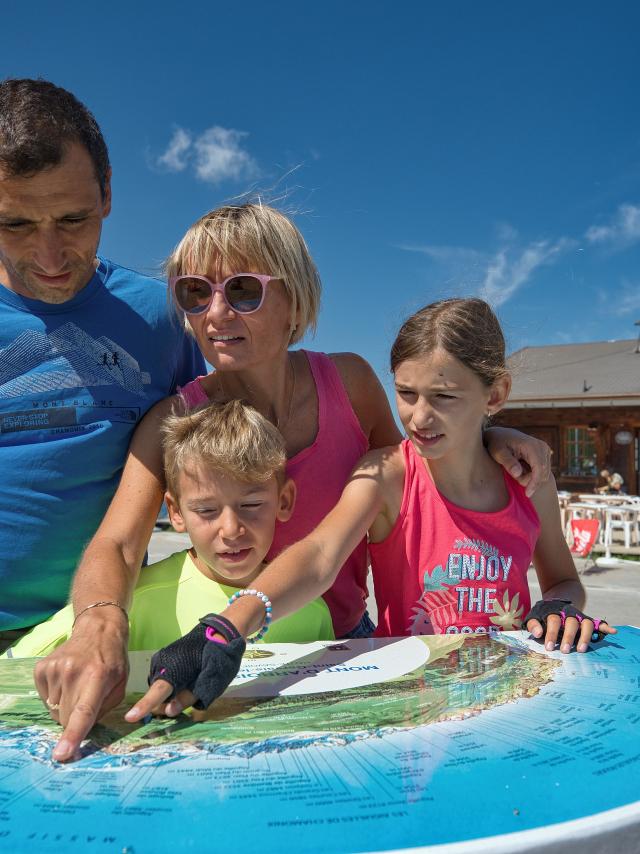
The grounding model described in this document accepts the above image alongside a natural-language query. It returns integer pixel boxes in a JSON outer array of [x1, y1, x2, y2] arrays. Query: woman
[[35, 204, 549, 762]]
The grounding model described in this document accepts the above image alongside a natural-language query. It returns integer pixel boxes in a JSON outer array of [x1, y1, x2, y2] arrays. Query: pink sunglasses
[[170, 273, 278, 315]]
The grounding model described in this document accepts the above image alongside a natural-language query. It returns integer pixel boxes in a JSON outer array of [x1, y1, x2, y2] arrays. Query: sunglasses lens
[[225, 275, 264, 313], [174, 277, 212, 314]]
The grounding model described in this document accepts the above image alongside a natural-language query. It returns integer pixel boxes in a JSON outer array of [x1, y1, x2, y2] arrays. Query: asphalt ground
[[148, 528, 639, 629]]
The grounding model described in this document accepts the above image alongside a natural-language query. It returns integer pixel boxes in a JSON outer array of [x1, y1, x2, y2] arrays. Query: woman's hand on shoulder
[[484, 425, 551, 497], [330, 353, 402, 449]]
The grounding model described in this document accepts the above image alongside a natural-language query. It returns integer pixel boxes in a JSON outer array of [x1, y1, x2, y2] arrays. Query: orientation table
[[1, 628, 639, 853]]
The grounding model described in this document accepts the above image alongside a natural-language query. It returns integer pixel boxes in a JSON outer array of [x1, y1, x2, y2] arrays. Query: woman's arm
[[528, 477, 617, 652], [33, 396, 177, 762], [125, 449, 395, 721], [485, 426, 552, 497], [331, 353, 402, 448]]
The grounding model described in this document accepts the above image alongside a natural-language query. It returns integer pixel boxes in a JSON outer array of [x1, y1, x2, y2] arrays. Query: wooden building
[[496, 337, 640, 494]]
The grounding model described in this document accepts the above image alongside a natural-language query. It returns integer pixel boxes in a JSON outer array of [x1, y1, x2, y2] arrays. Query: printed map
[[0, 629, 639, 853]]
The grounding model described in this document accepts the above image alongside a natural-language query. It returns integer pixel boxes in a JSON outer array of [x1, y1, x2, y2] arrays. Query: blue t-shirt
[[0, 258, 205, 629]]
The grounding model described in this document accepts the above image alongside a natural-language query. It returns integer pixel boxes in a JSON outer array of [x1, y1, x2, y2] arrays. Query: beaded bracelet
[[227, 589, 272, 643]]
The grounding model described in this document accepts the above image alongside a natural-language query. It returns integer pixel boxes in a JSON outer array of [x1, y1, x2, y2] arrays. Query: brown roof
[[507, 338, 640, 403]]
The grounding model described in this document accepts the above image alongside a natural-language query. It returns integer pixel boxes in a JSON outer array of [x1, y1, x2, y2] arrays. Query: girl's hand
[[484, 426, 551, 497], [524, 599, 617, 654], [125, 614, 245, 722]]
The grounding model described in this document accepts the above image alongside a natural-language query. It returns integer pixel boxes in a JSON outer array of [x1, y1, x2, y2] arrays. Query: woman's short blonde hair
[[166, 204, 321, 345], [162, 400, 286, 496]]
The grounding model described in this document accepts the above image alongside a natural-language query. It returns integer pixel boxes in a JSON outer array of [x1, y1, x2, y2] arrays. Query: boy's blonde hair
[[162, 400, 287, 496], [166, 204, 321, 345]]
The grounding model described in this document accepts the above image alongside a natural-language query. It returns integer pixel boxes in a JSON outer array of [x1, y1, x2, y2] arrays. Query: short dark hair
[[0, 78, 110, 198]]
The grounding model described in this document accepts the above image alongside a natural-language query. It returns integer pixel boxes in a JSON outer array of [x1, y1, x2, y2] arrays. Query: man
[[596, 469, 625, 495], [0, 79, 204, 648]]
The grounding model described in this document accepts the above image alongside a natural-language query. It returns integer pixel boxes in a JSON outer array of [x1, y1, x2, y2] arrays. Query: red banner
[[569, 518, 600, 557]]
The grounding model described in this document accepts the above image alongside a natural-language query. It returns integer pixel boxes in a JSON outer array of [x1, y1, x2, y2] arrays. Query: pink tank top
[[370, 439, 540, 638], [179, 351, 369, 637]]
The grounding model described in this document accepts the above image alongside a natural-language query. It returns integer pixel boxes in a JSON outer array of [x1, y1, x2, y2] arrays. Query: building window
[[562, 427, 598, 477]]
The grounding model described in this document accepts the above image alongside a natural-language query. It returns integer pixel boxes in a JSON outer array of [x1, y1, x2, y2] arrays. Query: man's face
[[0, 142, 111, 303]]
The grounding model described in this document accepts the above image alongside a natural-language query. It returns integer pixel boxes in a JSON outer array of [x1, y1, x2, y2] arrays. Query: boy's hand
[[524, 599, 617, 653], [125, 614, 245, 722]]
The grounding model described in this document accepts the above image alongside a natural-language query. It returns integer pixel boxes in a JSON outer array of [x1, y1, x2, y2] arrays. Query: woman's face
[[183, 261, 297, 372]]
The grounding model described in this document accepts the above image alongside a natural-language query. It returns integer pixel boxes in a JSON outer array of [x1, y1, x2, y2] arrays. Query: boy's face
[[165, 463, 295, 587]]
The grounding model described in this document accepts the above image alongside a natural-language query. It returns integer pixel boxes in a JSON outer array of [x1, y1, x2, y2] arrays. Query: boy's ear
[[486, 373, 512, 417], [276, 478, 296, 522], [164, 491, 187, 533]]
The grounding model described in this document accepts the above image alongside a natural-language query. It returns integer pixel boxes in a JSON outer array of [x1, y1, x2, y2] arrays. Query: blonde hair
[[162, 400, 286, 496], [390, 298, 508, 386], [166, 204, 321, 345]]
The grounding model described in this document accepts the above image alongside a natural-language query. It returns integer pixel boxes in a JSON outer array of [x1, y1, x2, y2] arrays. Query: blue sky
[[5, 2, 640, 396]]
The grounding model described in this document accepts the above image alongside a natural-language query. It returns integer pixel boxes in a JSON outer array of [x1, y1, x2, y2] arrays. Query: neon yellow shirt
[[6, 550, 334, 657]]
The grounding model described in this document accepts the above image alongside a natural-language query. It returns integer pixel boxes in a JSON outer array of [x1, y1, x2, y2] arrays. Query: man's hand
[[484, 426, 552, 497], [33, 612, 129, 762]]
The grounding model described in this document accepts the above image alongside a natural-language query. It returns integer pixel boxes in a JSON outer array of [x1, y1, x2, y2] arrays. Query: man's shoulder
[[98, 257, 181, 330], [99, 257, 166, 294]]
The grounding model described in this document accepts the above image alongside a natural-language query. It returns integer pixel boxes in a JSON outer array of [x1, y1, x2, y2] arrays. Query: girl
[[128, 297, 615, 720]]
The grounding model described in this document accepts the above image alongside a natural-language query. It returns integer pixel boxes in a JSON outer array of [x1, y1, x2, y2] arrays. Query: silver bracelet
[[72, 600, 129, 630]]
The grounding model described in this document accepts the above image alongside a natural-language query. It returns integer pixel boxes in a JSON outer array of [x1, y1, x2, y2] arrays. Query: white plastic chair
[[604, 509, 634, 549]]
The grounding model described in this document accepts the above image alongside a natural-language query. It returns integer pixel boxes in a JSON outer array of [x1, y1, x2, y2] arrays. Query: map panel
[[0, 629, 639, 853]]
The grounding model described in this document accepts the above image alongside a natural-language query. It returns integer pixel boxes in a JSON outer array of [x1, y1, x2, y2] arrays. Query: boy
[[6, 401, 334, 657]]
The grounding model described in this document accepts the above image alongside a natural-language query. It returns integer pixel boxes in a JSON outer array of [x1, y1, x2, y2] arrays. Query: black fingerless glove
[[523, 599, 607, 644], [192, 633, 246, 710], [148, 613, 246, 708]]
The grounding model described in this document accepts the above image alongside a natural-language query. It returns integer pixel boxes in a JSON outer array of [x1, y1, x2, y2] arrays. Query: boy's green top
[[6, 550, 335, 657]]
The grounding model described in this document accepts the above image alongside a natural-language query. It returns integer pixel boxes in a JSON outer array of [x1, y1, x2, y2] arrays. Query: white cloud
[[157, 127, 192, 172], [398, 244, 482, 266], [154, 125, 258, 185], [399, 235, 570, 307], [194, 127, 258, 184], [480, 240, 570, 307], [585, 203, 640, 248]]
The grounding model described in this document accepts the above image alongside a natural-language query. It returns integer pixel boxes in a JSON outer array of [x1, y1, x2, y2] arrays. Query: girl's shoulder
[[353, 441, 405, 472], [351, 443, 406, 505]]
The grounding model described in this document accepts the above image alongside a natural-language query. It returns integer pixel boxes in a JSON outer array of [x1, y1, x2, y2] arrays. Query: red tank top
[[370, 440, 540, 638], [179, 351, 369, 637]]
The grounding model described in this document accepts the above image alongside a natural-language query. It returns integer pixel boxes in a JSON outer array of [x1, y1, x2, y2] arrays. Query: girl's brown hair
[[390, 298, 507, 386]]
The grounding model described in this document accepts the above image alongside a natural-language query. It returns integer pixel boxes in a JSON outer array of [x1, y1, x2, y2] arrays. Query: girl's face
[[184, 259, 297, 372], [394, 347, 510, 460]]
